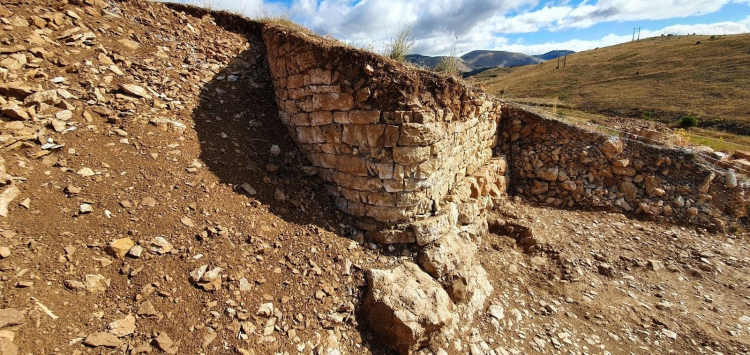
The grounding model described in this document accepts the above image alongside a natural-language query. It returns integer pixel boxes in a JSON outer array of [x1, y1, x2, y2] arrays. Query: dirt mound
[[0, 1, 747, 354]]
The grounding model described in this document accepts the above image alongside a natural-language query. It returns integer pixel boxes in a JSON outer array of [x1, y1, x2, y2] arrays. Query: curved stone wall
[[262, 26, 502, 224]]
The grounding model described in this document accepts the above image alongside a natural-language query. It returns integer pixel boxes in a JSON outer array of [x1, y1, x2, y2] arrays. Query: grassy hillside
[[471, 34, 750, 134]]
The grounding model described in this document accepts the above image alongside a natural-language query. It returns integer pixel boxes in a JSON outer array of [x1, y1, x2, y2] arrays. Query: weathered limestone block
[[417, 233, 477, 278], [320, 124, 343, 144], [304, 68, 331, 85], [366, 205, 412, 223], [602, 137, 624, 159], [395, 191, 427, 207], [367, 228, 416, 244], [309, 111, 333, 125], [333, 171, 381, 191], [393, 146, 431, 165], [312, 93, 353, 111], [342, 124, 384, 147], [287, 74, 304, 88], [296, 126, 324, 144], [362, 263, 454, 355], [308, 153, 337, 169], [335, 155, 368, 176], [410, 204, 458, 246], [398, 123, 443, 146], [348, 110, 381, 125], [335, 198, 366, 217]]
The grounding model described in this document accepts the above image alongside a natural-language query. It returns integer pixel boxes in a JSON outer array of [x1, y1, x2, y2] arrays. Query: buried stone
[[362, 262, 454, 355]]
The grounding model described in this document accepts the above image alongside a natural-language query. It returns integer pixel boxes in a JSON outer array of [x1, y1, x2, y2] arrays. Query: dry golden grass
[[473, 34, 750, 133]]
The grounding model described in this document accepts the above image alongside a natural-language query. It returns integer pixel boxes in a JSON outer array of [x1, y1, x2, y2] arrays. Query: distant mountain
[[533, 50, 575, 61], [461, 50, 542, 69], [404, 54, 472, 72], [406, 49, 573, 72]]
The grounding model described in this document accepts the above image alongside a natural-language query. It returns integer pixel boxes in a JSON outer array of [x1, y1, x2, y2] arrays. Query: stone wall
[[501, 105, 748, 230], [262, 26, 503, 226]]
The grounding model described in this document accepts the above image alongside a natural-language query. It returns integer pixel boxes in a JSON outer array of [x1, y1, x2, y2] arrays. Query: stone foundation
[[501, 106, 748, 230], [262, 27, 502, 226]]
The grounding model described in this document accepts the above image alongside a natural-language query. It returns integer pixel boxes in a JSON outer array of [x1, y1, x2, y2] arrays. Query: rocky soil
[[0, 1, 747, 354]]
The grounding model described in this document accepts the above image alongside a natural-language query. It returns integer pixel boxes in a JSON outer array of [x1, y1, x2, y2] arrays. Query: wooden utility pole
[[563, 52, 567, 67], [637, 27, 643, 40]]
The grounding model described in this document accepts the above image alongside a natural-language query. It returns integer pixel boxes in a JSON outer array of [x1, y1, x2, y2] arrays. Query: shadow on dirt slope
[[182, 11, 348, 233], [168, 7, 393, 354]]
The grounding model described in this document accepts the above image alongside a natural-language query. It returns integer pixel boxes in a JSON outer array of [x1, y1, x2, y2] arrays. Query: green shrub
[[680, 115, 698, 127], [383, 25, 417, 63], [641, 111, 654, 120]]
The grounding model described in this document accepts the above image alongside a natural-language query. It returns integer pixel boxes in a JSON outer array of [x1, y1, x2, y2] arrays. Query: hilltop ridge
[[471, 34, 750, 133], [405, 48, 574, 72]]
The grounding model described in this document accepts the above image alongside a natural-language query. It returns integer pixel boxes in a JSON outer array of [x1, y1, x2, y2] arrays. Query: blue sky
[[175, 0, 750, 55]]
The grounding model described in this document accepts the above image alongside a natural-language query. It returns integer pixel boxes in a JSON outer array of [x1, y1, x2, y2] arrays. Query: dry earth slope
[[0, 1, 747, 355]]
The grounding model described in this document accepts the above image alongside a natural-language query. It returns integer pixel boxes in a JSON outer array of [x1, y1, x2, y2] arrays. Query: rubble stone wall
[[262, 26, 502, 225], [502, 105, 748, 229]]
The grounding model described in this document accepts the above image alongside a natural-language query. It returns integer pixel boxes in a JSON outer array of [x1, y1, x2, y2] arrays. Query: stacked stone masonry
[[263, 27, 503, 225], [501, 106, 748, 230]]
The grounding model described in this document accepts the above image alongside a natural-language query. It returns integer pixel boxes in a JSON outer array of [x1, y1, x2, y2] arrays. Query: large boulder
[[362, 263, 454, 355], [417, 234, 477, 279]]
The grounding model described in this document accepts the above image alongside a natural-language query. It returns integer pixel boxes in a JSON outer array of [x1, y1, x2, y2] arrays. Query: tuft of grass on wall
[[383, 25, 417, 63], [433, 46, 460, 77]]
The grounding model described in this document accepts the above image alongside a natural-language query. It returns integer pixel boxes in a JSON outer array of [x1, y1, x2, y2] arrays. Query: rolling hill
[[534, 50, 575, 61], [470, 34, 750, 134]]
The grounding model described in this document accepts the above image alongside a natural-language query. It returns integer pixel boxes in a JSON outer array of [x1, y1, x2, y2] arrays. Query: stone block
[[304, 68, 331, 85], [342, 125, 367, 146], [336, 198, 366, 217], [312, 93, 353, 111], [320, 124, 342, 144], [366, 205, 410, 222], [334, 171, 382, 191], [366, 229, 416, 244], [336, 155, 368, 176], [291, 113, 309, 126], [393, 146, 431, 165], [288, 87, 309, 100], [287, 74, 304, 88], [372, 163, 395, 180], [384, 125, 400, 147], [310, 85, 340, 94], [409, 206, 457, 246], [398, 123, 442, 146], [362, 263, 454, 355], [412, 110, 436, 123], [395, 191, 426, 207], [308, 153, 337, 169], [309, 111, 333, 125], [367, 191, 396, 207], [383, 179, 405, 192], [296, 126, 324, 144], [417, 233, 477, 278], [349, 110, 381, 125]]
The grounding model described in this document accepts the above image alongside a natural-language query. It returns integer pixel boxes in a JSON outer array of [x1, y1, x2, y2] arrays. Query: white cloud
[[483, 16, 750, 56], [166, 0, 750, 57]]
